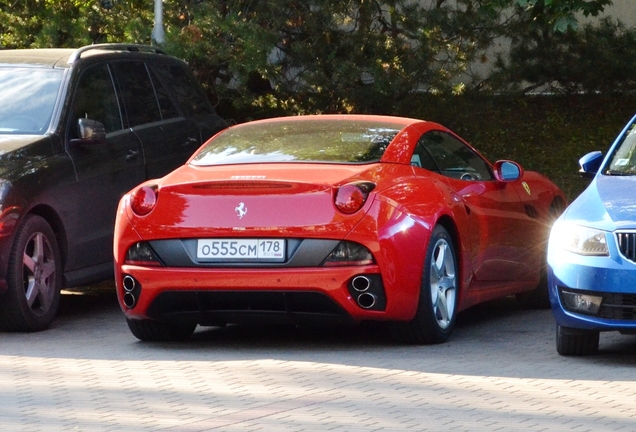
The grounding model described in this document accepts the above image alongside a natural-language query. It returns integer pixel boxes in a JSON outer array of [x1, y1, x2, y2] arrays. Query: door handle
[[125, 149, 139, 161], [182, 137, 198, 147]]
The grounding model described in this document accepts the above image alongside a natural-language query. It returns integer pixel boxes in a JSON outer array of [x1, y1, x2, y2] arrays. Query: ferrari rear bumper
[[117, 265, 398, 325]]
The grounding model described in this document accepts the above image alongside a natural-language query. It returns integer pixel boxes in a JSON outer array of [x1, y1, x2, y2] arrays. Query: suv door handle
[[182, 137, 198, 147], [125, 149, 140, 161]]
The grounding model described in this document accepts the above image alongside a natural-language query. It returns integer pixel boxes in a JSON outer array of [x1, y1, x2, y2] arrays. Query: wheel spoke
[[434, 243, 447, 275], [434, 290, 450, 324], [33, 233, 45, 263], [24, 278, 39, 308], [23, 252, 36, 273], [40, 259, 56, 281], [22, 232, 56, 311]]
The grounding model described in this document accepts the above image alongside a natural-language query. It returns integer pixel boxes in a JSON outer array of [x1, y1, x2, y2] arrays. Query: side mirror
[[493, 160, 522, 182], [71, 118, 106, 145], [578, 151, 603, 178]]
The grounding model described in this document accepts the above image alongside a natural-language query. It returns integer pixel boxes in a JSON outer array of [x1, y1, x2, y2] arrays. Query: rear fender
[[344, 197, 432, 320]]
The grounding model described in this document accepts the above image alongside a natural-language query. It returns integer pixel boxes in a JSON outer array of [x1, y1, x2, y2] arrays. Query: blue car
[[548, 115, 636, 356]]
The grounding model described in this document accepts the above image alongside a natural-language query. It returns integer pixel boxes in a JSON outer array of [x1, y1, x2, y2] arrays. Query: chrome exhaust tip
[[351, 275, 371, 292], [357, 292, 377, 309], [123, 275, 136, 292], [123, 292, 136, 309]]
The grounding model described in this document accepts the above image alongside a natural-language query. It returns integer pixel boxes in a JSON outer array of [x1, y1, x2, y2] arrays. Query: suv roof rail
[[68, 43, 167, 64]]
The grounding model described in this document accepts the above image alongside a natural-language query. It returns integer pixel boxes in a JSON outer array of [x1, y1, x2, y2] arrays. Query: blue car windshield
[[190, 119, 401, 165], [0, 67, 63, 134], [607, 121, 636, 175]]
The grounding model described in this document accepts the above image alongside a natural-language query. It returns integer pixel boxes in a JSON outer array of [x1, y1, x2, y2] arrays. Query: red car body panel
[[113, 114, 565, 331]]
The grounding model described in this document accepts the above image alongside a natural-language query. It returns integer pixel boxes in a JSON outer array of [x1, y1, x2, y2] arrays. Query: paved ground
[[1, 284, 636, 431]]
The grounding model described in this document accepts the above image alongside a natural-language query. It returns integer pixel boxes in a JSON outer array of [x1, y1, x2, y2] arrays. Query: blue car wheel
[[556, 324, 599, 356]]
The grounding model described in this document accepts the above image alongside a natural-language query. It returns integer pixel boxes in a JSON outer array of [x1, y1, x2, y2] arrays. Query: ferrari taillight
[[334, 181, 375, 214], [130, 185, 158, 216]]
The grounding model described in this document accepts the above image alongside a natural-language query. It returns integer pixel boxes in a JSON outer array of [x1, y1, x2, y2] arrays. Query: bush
[[492, 18, 636, 94]]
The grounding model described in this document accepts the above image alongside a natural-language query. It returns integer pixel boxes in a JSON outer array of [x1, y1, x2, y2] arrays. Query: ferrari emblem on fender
[[522, 182, 531, 196], [235, 202, 247, 219]]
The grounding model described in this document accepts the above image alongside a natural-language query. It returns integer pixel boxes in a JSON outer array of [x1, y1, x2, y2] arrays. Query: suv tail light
[[334, 181, 375, 214], [130, 185, 158, 216]]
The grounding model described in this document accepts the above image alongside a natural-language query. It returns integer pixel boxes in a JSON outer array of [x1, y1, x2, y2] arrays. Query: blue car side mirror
[[578, 151, 603, 178]]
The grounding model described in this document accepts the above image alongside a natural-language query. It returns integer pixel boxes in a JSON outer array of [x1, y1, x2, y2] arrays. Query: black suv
[[0, 44, 227, 331]]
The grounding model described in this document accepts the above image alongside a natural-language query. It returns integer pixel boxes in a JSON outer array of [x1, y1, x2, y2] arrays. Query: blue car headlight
[[552, 223, 609, 256]]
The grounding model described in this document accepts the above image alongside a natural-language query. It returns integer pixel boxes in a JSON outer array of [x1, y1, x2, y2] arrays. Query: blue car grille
[[616, 231, 636, 263], [598, 293, 636, 320]]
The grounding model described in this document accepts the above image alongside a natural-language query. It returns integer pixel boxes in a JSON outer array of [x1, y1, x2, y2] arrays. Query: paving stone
[[1, 292, 636, 430]]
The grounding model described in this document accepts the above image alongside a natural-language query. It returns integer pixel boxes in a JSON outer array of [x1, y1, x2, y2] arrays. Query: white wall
[[584, 0, 636, 26]]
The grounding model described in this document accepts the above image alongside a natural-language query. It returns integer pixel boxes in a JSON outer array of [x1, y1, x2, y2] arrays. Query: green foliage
[[0, 0, 625, 199], [514, 0, 611, 31], [0, 0, 154, 47], [492, 17, 636, 94], [0, 0, 615, 115]]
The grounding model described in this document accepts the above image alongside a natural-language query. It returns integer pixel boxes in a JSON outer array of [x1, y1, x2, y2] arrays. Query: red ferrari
[[114, 115, 565, 343]]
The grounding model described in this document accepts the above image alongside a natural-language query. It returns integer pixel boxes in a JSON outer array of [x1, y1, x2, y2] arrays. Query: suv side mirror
[[72, 118, 106, 145], [493, 160, 522, 182], [578, 151, 603, 178]]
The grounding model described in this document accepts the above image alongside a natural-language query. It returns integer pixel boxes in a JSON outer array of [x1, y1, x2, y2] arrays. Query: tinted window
[[111, 61, 161, 127], [152, 62, 215, 117], [70, 64, 122, 135], [419, 131, 493, 180], [191, 119, 400, 166], [0, 68, 63, 134], [150, 68, 180, 120]]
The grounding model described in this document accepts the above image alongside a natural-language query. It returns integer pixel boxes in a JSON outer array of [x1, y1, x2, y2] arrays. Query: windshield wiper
[[604, 169, 636, 176]]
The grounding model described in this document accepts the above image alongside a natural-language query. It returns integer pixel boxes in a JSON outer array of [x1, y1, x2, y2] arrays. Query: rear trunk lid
[[130, 163, 381, 239]]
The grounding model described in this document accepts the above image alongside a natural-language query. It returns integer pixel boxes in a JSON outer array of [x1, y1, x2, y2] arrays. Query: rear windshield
[[190, 118, 401, 166], [0, 67, 63, 134]]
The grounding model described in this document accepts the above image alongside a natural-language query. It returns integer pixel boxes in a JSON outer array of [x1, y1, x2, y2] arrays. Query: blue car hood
[[565, 175, 636, 231]]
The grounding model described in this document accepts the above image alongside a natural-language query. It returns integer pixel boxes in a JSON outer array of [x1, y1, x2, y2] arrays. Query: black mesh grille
[[598, 293, 636, 320], [616, 231, 636, 263]]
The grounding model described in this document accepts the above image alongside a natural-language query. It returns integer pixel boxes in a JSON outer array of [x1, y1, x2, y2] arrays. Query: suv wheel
[[0, 215, 62, 331]]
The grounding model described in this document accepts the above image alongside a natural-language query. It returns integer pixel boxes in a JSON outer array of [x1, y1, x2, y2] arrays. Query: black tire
[[0, 215, 62, 332], [127, 318, 196, 342], [391, 225, 459, 344], [556, 324, 599, 356], [517, 198, 566, 309]]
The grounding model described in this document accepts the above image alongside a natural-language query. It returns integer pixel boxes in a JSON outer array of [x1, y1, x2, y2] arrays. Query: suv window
[[111, 61, 162, 127], [152, 62, 215, 117], [149, 69, 181, 121], [70, 64, 122, 135]]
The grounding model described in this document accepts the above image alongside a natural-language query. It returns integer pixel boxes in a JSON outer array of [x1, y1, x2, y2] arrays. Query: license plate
[[196, 239, 285, 262]]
